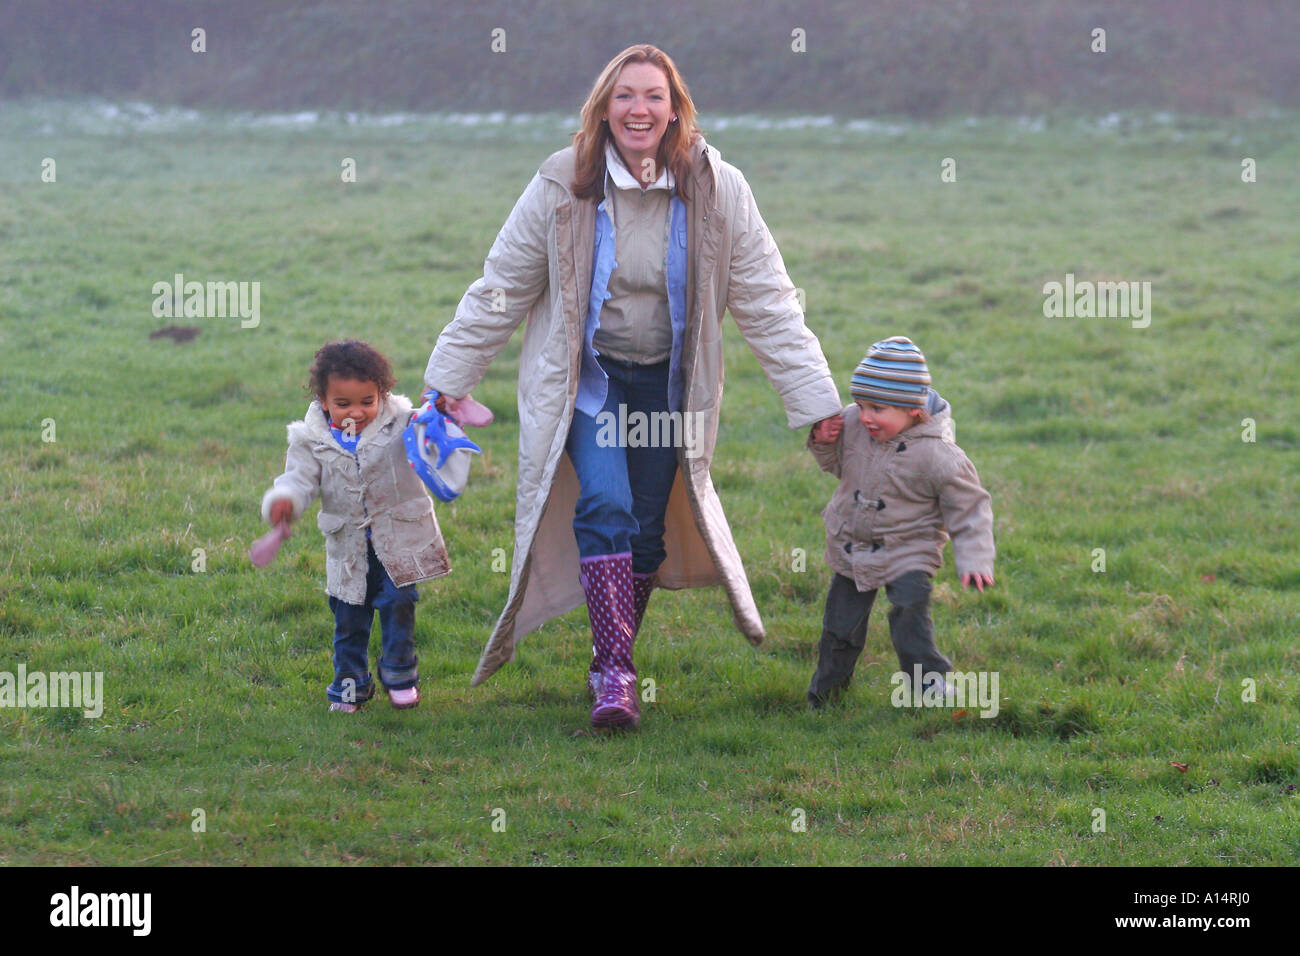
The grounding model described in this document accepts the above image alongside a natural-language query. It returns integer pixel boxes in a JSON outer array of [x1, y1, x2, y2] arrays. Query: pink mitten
[[449, 394, 494, 428], [249, 520, 293, 567]]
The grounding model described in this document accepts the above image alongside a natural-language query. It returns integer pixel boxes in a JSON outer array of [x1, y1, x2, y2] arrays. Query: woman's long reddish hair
[[572, 45, 702, 202]]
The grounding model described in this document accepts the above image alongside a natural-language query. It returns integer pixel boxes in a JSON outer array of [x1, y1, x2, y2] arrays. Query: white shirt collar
[[605, 141, 675, 192]]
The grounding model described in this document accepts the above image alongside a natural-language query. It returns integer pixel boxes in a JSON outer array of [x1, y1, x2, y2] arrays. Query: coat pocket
[[826, 515, 853, 554], [388, 497, 439, 553], [382, 496, 449, 583], [317, 511, 347, 535]]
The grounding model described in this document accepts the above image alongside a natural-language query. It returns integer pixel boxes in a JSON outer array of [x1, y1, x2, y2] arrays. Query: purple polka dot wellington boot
[[580, 553, 650, 730]]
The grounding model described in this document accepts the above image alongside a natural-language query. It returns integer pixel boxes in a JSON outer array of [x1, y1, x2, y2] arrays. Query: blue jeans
[[326, 542, 419, 704], [565, 356, 679, 575]]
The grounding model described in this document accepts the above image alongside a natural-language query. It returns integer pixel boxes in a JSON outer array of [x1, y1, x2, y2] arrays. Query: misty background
[[2, 0, 1297, 117]]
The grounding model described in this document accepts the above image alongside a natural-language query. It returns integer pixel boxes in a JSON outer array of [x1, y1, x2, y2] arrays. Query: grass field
[[1, 102, 1297, 865]]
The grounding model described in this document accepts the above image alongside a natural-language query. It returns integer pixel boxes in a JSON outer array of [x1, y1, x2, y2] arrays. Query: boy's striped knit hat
[[850, 336, 931, 408]]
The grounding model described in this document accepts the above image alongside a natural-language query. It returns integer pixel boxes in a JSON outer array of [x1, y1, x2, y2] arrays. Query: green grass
[[1, 103, 1298, 864]]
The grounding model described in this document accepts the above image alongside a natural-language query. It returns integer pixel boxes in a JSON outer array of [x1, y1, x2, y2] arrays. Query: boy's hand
[[269, 499, 293, 525], [961, 573, 994, 593], [811, 416, 843, 444]]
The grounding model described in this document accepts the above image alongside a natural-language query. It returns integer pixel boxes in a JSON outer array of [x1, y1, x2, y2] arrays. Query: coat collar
[[539, 135, 719, 206], [604, 142, 675, 192], [292, 393, 414, 450], [875, 405, 952, 448]]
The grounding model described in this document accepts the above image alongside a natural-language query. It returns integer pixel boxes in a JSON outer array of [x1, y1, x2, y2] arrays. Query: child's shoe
[[922, 674, 955, 700], [807, 685, 848, 710], [891, 674, 956, 708], [329, 701, 360, 713], [389, 686, 420, 710]]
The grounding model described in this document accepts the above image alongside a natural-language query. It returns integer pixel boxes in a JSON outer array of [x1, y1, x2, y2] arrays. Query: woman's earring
[[670, 116, 678, 123]]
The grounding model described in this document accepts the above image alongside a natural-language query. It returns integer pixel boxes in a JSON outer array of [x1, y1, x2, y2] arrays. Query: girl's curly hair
[[306, 340, 396, 399]]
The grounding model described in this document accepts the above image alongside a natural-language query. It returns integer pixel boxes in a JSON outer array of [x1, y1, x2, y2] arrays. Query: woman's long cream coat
[[426, 136, 842, 684]]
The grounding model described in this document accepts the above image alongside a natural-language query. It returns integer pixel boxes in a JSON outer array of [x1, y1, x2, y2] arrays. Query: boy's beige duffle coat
[[425, 136, 842, 684], [260, 393, 451, 605], [808, 401, 995, 591]]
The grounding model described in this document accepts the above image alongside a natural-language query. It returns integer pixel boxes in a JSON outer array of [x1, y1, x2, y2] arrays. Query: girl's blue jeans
[[565, 356, 679, 575], [326, 541, 419, 704]]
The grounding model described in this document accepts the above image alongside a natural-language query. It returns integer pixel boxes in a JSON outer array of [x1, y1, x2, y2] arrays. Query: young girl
[[260, 340, 451, 712]]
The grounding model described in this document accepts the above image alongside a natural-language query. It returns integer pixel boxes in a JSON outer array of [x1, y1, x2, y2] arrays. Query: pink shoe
[[329, 702, 359, 713], [389, 686, 420, 710]]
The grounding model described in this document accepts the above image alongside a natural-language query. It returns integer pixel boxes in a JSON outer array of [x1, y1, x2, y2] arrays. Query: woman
[[424, 44, 841, 729]]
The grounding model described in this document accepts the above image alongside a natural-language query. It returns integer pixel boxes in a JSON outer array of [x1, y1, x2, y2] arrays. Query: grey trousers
[[807, 570, 953, 707]]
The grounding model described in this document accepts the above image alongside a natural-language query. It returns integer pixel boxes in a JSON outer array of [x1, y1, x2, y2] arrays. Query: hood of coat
[[287, 392, 415, 450], [538, 134, 721, 207], [924, 387, 949, 421]]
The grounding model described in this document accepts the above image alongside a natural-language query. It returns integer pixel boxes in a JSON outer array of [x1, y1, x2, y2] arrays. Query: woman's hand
[[961, 573, 994, 593], [811, 416, 843, 444], [421, 389, 462, 418]]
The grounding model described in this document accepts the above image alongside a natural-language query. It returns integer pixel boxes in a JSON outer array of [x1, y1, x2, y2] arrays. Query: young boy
[[806, 336, 995, 708]]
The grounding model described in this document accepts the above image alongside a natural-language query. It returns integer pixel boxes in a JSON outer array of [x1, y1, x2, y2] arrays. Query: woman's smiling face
[[604, 61, 673, 183]]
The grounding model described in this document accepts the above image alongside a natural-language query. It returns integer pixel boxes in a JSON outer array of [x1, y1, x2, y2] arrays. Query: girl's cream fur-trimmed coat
[[425, 136, 842, 684], [260, 393, 450, 605]]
